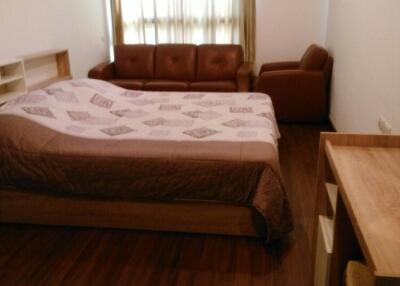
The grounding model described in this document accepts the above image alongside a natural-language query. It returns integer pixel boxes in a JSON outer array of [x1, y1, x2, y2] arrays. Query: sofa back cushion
[[196, 45, 243, 81], [115, 45, 155, 79], [299, 44, 328, 70], [155, 44, 197, 81]]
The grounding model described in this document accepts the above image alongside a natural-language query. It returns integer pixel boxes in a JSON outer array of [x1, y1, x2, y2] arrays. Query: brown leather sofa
[[253, 44, 333, 123], [89, 44, 253, 92]]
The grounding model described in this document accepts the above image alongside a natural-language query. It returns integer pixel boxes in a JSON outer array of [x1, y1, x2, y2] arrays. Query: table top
[[326, 143, 400, 278]]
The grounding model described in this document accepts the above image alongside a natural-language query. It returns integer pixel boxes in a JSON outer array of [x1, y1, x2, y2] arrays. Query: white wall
[[0, 0, 329, 77], [0, 0, 108, 78], [326, 0, 400, 133], [255, 0, 329, 73]]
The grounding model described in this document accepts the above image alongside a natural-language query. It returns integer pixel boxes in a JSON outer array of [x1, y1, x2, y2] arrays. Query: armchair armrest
[[88, 62, 115, 80], [236, 62, 253, 92], [254, 70, 325, 96], [259, 61, 299, 74], [253, 70, 327, 122]]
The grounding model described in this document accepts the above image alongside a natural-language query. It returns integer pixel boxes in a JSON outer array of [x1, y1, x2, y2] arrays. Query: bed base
[[0, 189, 265, 237]]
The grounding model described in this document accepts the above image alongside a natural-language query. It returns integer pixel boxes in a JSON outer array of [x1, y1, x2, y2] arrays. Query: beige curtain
[[111, 0, 124, 45], [112, 0, 255, 63], [240, 0, 255, 63]]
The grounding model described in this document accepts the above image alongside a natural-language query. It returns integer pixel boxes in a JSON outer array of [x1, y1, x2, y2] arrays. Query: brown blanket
[[0, 79, 293, 241]]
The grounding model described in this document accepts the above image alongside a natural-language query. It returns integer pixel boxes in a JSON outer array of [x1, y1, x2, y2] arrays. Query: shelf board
[[0, 91, 25, 105], [0, 58, 22, 67], [27, 75, 72, 91], [21, 49, 68, 62], [319, 215, 334, 253], [325, 182, 338, 215], [0, 75, 24, 86]]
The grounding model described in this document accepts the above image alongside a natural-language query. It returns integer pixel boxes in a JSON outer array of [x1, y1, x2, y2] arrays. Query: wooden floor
[[0, 124, 329, 286]]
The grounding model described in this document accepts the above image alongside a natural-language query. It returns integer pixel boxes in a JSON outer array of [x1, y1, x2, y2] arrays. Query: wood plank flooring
[[0, 124, 329, 286]]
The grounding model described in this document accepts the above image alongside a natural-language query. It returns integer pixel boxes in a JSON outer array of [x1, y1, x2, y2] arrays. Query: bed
[[0, 79, 292, 242]]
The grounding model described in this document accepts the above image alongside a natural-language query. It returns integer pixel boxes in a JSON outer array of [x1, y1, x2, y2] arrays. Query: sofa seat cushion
[[114, 44, 155, 79], [143, 80, 189, 91], [190, 81, 237, 92], [110, 79, 147, 90]]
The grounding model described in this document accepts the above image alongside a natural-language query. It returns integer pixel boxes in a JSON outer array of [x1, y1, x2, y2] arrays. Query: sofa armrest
[[253, 70, 327, 122], [88, 62, 115, 80], [236, 62, 253, 92], [259, 61, 299, 74]]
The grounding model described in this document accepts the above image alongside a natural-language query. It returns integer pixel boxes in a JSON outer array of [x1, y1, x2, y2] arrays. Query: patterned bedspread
[[0, 79, 279, 144], [0, 79, 292, 242]]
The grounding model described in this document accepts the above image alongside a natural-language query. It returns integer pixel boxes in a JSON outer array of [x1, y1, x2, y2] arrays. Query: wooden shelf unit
[[313, 133, 400, 286], [0, 59, 27, 104], [21, 49, 72, 92], [0, 49, 72, 105]]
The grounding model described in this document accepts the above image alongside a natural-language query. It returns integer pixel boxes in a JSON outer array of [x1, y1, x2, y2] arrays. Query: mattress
[[0, 79, 292, 241]]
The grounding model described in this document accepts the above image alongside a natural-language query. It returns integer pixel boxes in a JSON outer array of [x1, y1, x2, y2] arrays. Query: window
[[111, 0, 255, 62], [121, 0, 240, 45]]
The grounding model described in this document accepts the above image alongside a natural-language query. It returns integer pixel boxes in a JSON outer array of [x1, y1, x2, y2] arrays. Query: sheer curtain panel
[[111, 0, 255, 62]]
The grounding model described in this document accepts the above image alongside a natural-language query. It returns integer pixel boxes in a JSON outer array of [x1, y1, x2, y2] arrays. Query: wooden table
[[313, 133, 400, 286]]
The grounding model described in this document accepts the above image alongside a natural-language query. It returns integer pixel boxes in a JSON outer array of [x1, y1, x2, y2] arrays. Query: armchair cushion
[[299, 44, 328, 70], [196, 45, 243, 81], [115, 44, 155, 79]]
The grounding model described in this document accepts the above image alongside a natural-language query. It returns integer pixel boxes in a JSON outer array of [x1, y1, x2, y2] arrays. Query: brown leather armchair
[[253, 44, 333, 123], [89, 44, 253, 92]]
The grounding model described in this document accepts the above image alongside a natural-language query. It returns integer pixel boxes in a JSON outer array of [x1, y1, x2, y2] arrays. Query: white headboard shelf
[[0, 49, 72, 104], [21, 49, 72, 92], [0, 59, 26, 105]]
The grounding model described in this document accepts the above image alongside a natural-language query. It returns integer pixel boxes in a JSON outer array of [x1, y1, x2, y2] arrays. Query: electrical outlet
[[378, 116, 392, 134]]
